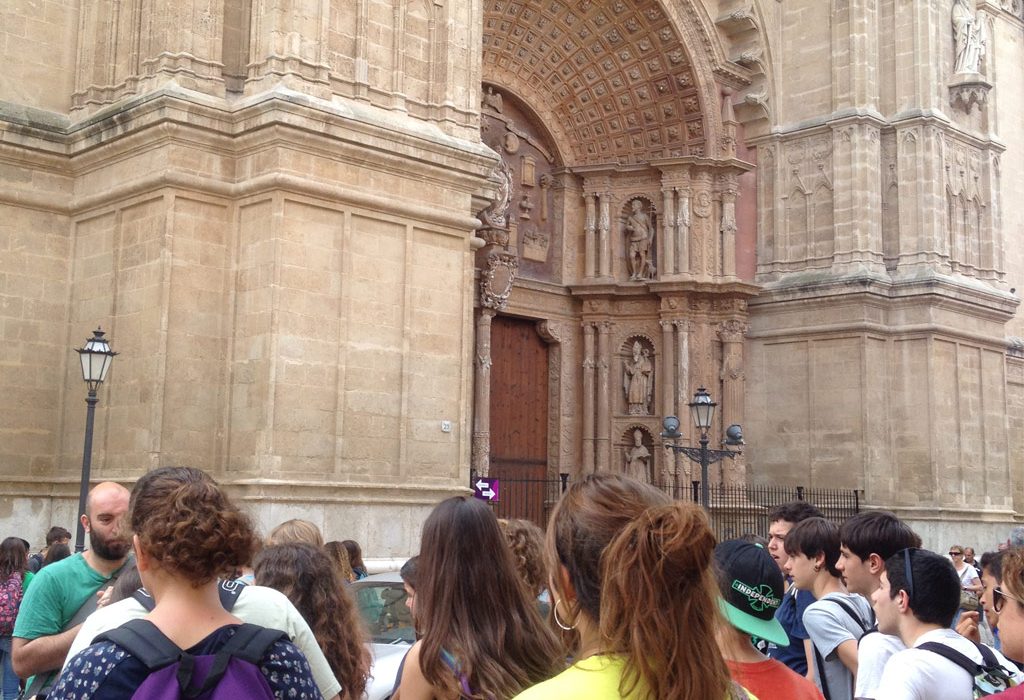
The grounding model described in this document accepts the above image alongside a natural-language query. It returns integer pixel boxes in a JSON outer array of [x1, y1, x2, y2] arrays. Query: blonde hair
[[325, 540, 357, 583], [267, 519, 323, 547]]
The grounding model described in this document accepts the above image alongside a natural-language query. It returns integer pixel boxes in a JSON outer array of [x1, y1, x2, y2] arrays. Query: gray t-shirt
[[803, 592, 874, 700]]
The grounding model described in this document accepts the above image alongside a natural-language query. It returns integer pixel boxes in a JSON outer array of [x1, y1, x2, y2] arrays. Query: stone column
[[471, 309, 496, 476], [720, 176, 738, 278], [691, 171, 714, 278], [584, 193, 597, 278], [676, 179, 691, 276], [596, 321, 612, 469], [582, 323, 596, 473], [598, 194, 612, 278], [718, 319, 747, 487], [675, 319, 692, 482], [661, 188, 676, 276], [660, 320, 677, 485]]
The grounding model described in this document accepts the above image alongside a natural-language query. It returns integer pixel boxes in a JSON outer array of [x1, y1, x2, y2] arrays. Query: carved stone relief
[[780, 135, 835, 265], [942, 135, 988, 273], [481, 86, 559, 273], [480, 252, 519, 310]]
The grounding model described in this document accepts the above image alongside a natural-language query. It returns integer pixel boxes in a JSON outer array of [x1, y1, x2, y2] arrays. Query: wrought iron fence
[[473, 472, 860, 539]]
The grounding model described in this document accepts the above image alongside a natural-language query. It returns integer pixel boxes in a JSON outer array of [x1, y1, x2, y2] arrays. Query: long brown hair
[[0, 537, 27, 580], [548, 473, 731, 700], [416, 496, 563, 699], [253, 543, 370, 700]]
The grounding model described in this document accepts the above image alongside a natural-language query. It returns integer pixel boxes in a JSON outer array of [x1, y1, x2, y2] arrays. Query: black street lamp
[[73, 327, 117, 553], [661, 386, 743, 508]]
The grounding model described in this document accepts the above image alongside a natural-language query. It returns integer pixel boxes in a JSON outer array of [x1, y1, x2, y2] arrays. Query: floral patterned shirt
[[49, 624, 323, 700]]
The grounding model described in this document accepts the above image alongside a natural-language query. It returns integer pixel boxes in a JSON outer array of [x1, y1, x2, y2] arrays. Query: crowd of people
[[1, 469, 1024, 699]]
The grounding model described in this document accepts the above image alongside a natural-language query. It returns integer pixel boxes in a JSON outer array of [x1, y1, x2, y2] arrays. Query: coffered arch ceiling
[[481, 0, 724, 167]]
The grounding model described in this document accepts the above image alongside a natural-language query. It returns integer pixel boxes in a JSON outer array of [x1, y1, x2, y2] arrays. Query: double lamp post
[[73, 328, 117, 553], [661, 386, 743, 509]]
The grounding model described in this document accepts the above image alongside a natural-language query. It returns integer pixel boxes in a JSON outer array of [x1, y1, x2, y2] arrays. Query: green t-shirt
[[511, 654, 759, 700], [13, 552, 127, 690]]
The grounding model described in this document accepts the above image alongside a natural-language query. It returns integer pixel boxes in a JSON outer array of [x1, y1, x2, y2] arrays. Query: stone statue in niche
[[952, 0, 987, 74], [623, 341, 653, 415], [623, 429, 651, 483], [625, 199, 655, 281]]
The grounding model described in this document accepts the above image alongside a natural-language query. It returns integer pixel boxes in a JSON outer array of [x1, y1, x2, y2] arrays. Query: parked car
[[351, 572, 415, 700]]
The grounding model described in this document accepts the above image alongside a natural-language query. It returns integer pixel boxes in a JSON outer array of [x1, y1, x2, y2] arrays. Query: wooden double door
[[488, 315, 549, 523]]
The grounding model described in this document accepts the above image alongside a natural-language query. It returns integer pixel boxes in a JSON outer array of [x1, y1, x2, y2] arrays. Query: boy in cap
[[715, 539, 825, 700]]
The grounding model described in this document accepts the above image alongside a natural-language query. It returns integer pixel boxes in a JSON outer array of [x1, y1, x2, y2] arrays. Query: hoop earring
[[553, 598, 578, 632]]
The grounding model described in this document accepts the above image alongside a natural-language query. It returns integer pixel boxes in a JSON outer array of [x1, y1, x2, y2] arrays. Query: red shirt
[[993, 685, 1024, 697], [727, 658, 825, 700]]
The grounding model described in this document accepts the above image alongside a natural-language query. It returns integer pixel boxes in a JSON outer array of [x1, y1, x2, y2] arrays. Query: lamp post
[[73, 328, 117, 553], [661, 386, 742, 508]]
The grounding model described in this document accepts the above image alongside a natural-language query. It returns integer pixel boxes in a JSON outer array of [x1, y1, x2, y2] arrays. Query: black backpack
[[918, 639, 1019, 698]]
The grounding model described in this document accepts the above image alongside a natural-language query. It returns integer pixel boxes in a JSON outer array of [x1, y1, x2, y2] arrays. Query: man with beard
[[11, 481, 131, 696]]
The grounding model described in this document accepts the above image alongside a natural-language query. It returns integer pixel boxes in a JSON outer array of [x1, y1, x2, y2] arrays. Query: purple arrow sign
[[472, 477, 500, 503]]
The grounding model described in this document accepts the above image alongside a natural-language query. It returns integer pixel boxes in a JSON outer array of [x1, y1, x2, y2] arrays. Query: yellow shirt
[[511, 654, 758, 699]]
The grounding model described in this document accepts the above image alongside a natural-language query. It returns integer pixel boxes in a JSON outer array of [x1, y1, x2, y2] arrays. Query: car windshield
[[352, 581, 416, 645]]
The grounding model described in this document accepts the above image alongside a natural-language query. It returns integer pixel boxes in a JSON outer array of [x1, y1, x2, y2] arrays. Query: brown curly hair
[[498, 518, 547, 597], [129, 466, 257, 587], [254, 543, 370, 700]]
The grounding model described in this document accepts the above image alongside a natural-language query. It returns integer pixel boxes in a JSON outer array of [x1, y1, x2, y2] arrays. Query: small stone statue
[[623, 341, 653, 415], [625, 199, 655, 281], [623, 429, 651, 483], [952, 0, 987, 74]]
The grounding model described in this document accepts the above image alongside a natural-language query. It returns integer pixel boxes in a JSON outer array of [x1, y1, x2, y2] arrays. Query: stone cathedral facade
[[2, 0, 1023, 552]]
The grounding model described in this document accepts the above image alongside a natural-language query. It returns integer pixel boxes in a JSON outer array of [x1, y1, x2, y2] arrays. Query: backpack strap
[[918, 641, 980, 675], [829, 597, 873, 636], [95, 618, 183, 670]]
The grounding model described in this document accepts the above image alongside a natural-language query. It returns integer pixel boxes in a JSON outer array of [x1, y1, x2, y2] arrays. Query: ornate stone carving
[[480, 252, 518, 310], [623, 340, 653, 415], [625, 198, 656, 281], [477, 159, 513, 231]]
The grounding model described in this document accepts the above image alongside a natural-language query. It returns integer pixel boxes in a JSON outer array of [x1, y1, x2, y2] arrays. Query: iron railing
[[473, 472, 860, 538]]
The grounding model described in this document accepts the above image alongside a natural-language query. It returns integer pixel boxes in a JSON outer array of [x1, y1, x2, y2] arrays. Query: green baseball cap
[[714, 539, 790, 646]]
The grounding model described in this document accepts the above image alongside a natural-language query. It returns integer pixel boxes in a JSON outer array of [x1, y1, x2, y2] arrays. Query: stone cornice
[[0, 85, 499, 184]]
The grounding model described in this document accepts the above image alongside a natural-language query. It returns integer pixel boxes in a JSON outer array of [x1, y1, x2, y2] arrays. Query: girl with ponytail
[[513, 473, 751, 700]]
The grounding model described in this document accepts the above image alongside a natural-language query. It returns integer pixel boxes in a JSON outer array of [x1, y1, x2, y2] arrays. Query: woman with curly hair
[[397, 496, 563, 700], [49, 467, 321, 700], [325, 541, 357, 583], [498, 519, 550, 617], [512, 473, 752, 700], [255, 543, 370, 700]]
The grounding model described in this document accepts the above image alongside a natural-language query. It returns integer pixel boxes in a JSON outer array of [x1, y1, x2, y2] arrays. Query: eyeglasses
[[949, 551, 963, 557], [993, 587, 1024, 613]]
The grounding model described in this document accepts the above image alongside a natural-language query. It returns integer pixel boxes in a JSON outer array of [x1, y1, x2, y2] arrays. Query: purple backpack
[[96, 619, 287, 700]]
